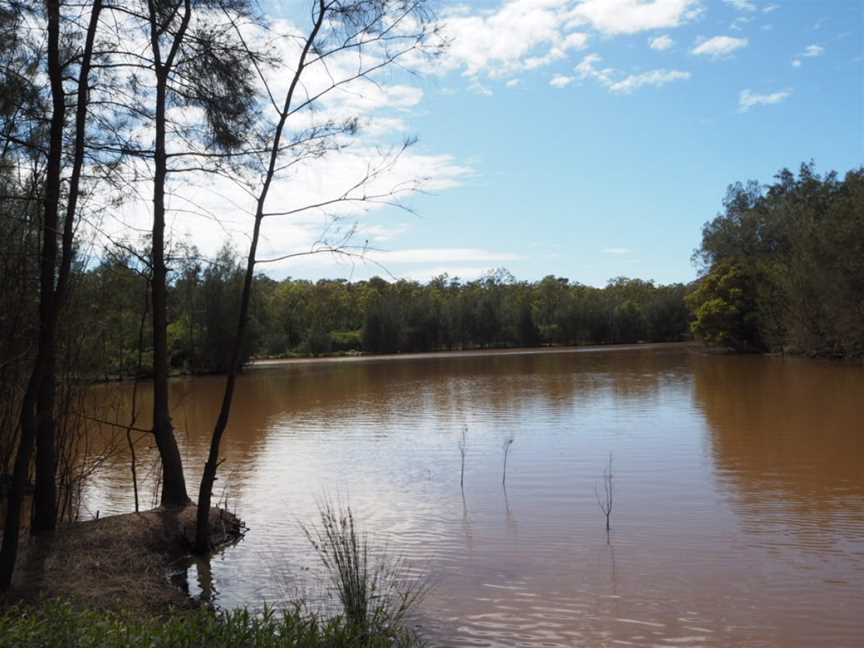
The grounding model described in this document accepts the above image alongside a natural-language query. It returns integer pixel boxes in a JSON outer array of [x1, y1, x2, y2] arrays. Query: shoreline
[[250, 341, 699, 369], [2, 505, 243, 615]]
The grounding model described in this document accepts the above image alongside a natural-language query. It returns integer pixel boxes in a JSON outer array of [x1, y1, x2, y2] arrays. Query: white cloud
[[730, 16, 752, 31], [608, 69, 690, 94], [550, 74, 576, 88], [725, 0, 779, 12], [436, 2, 590, 79], [692, 35, 749, 58], [738, 88, 791, 112], [650, 34, 674, 51], [398, 266, 492, 282], [575, 53, 616, 85], [97, 148, 474, 266], [359, 116, 409, 138], [78, 11, 478, 285], [575, 53, 689, 94], [267, 248, 522, 282], [433, 0, 701, 79], [469, 82, 494, 96], [366, 248, 521, 264], [724, 0, 757, 11], [361, 224, 411, 243], [566, 0, 702, 36], [792, 44, 824, 68], [505, 79, 521, 88]]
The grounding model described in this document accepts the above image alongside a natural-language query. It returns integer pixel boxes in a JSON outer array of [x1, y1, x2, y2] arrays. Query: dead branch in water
[[595, 452, 614, 537]]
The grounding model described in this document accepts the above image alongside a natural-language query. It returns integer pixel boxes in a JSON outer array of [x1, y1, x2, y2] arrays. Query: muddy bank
[[2, 505, 244, 615]]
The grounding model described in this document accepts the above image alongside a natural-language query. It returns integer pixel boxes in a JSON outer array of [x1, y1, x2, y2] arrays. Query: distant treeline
[[74, 258, 692, 376], [688, 164, 864, 358]]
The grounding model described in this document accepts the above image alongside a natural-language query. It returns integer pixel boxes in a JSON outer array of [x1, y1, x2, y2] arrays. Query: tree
[[135, 0, 260, 508], [692, 163, 864, 358], [1, 0, 104, 589], [194, 0, 438, 551], [686, 260, 762, 351]]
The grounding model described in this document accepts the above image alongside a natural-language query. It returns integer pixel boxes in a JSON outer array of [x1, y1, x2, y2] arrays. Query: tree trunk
[[0, 0, 65, 586], [195, 0, 327, 552], [194, 218, 260, 551], [33, 0, 104, 533], [151, 68, 189, 508], [148, 1, 192, 508]]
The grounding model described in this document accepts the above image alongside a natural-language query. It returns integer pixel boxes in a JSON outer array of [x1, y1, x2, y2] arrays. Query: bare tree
[[194, 0, 439, 552], [595, 452, 614, 536]]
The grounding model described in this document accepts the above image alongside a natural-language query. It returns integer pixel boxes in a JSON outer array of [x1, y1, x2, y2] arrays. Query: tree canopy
[[690, 163, 864, 358]]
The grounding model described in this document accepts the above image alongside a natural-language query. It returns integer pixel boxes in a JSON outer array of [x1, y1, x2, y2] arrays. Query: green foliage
[[694, 164, 864, 357], [686, 261, 762, 351], [68, 253, 692, 378], [0, 601, 423, 648], [330, 330, 363, 352]]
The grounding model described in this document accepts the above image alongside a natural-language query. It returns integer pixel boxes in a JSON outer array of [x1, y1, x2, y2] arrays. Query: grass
[[0, 601, 424, 647], [301, 501, 428, 638]]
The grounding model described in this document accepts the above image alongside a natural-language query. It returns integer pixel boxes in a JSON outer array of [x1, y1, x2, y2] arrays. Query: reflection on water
[[84, 344, 864, 647]]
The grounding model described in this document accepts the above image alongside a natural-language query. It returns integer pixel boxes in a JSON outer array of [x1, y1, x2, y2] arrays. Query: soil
[[1, 505, 244, 615]]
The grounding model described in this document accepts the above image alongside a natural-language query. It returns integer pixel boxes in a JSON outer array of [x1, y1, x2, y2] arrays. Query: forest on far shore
[[41, 261, 694, 378], [4, 166, 862, 386]]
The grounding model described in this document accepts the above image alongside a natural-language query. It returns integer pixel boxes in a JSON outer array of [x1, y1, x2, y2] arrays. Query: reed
[[301, 500, 428, 639]]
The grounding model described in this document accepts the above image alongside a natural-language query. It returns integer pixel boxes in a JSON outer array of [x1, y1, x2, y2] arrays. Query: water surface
[[85, 344, 864, 647]]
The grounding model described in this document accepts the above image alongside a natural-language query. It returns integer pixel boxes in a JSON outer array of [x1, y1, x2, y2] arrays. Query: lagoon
[[85, 344, 864, 647]]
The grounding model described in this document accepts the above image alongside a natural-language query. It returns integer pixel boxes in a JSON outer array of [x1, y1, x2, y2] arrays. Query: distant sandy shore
[[250, 341, 698, 369]]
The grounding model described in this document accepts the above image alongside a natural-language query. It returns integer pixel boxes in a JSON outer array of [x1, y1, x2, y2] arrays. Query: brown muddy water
[[84, 344, 864, 647]]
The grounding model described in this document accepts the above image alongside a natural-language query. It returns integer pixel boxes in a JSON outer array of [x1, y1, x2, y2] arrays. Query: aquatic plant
[[301, 500, 428, 638]]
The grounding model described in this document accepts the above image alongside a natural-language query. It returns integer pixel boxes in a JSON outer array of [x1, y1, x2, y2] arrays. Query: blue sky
[[248, 0, 863, 286]]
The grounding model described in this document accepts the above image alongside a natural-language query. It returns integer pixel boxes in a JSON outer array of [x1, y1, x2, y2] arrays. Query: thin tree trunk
[[0, 0, 66, 585], [29, 0, 67, 534], [195, 0, 327, 552], [127, 276, 149, 514], [0, 377, 38, 590], [148, 0, 191, 508], [32, 0, 103, 534]]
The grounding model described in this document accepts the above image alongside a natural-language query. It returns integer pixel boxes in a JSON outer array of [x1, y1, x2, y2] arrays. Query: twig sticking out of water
[[458, 425, 468, 491], [502, 434, 515, 486], [595, 452, 614, 537]]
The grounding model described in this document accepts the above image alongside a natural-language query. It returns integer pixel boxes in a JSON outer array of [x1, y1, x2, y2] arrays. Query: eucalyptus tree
[[195, 0, 441, 551]]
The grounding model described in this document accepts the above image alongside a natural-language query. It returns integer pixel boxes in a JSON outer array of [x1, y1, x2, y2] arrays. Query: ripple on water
[[82, 346, 864, 647]]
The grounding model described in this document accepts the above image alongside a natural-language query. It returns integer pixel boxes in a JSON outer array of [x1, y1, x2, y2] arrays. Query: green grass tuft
[[0, 601, 424, 647]]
